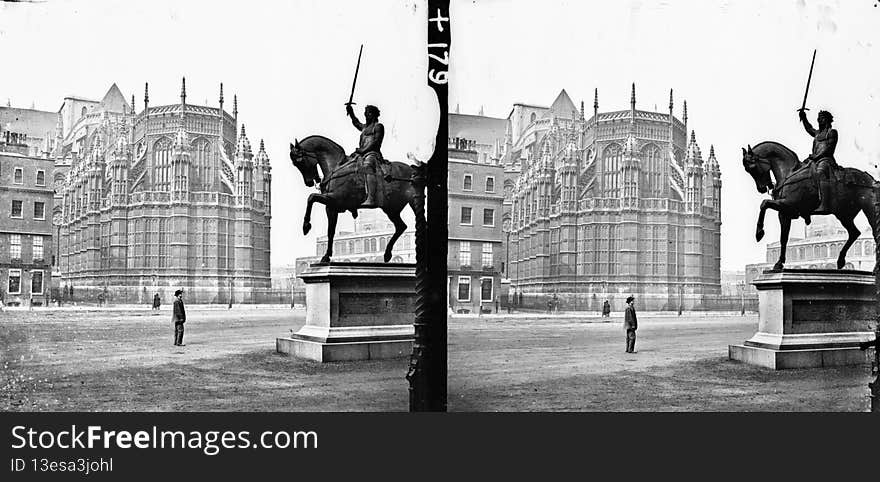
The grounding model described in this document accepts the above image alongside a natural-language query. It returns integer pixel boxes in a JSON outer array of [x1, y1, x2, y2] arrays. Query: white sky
[[0, 0, 438, 267], [450, 0, 880, 271]]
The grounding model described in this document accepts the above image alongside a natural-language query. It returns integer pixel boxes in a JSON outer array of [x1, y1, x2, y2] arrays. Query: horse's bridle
[[292, 147, 361, 191]]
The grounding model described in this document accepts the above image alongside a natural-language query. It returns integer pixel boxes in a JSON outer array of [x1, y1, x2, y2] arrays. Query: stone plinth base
[[728, 344, 868, 369], [728, 269, 875, 370], [276, 337, 412, 362], [277, 262, 416, 362]]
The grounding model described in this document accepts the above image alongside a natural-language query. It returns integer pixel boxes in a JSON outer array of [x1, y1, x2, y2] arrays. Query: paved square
[[1, 307, 409, 411], [449, 313, 873, 411]]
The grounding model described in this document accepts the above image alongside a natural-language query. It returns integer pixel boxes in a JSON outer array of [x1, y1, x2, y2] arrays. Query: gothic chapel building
[[56, 80, 271, 302], [506, 85, 721, 310]]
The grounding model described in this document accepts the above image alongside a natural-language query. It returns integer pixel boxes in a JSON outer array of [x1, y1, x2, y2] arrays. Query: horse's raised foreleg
[[835, 215, 860, 269], [303, 193, 330, 235], [321, 206, 339, 263], [756, 199, 771, 242], [382, 208, 407, 263]]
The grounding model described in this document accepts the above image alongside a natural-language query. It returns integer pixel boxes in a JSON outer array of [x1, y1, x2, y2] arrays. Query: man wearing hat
[[172, 289, 186, 346], [624, 295, 637, 353]]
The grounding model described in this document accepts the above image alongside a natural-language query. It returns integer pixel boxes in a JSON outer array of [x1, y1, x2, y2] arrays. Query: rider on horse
[[797, 109, 838, 214], [346, 103, 392, 208]]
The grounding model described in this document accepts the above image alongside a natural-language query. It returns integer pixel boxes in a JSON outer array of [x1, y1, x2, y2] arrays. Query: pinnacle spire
[[669, 89, 673, 111], [683, 100, 688, 122], [144, 82, 149, 107], [131, 94, 135, 114], [709, 144, 715, 158], [690, 130, 696, 144], [233, 94, 238, 118], [631, 82, 636, 109], [219, 83, 224, 106], [593, 88, 598, 111], [180, 77, 186, 104], [580, 100, 584, 118]]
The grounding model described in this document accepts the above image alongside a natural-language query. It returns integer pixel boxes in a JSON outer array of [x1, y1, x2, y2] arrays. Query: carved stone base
[[729, 269, 876, 369], [277, 262, 416, 362]]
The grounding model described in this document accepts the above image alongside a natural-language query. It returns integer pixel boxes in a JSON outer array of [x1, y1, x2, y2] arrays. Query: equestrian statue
[[741, 53, 878, 271], [290, 45, 423, 264]]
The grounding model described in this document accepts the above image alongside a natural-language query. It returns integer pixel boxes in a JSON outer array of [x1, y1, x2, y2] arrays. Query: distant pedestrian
[[153, 293, 161, 310], [28, 295, 34, 311], [602, 300, 611, 317], [624, 295, 638, 353], [741, 305, 746, 316], [172, 289, 186, 346], [546, 299, 553, 314], [552, 293, 559, 313]]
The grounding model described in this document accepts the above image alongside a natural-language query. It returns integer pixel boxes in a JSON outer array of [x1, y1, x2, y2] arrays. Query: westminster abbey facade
[[505, 86, 721, 310]]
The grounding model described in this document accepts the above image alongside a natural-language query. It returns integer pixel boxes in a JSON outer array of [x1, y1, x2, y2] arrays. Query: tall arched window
[[192, 138, 212, 190], [601, 143, 622, 197], [530, 112, 537, 124], [640, 144, 663, 197], [152, 138, 173, 191]]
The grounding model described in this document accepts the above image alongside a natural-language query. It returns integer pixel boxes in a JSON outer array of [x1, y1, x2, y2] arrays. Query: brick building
[[0, 138, 55, 306], [447, 137, 505, 313]]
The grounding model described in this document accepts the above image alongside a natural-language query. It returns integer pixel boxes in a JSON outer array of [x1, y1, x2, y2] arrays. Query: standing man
[[624, 295, 638, 353], [345, 103, 391, 208], [797, 109, 838, 214], [172, 289, 186, 347]]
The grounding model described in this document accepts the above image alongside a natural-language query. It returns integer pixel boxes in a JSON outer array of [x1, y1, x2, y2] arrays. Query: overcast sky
[[0, 0, 437, 267], [450, 0, 880, 271]]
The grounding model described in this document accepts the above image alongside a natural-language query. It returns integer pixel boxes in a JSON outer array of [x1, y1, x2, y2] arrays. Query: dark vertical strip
[[408, 0, 449, 411], [872, 183, 880, 411]]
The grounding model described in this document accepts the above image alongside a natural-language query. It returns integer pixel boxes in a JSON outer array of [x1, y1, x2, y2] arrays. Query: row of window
[[460, 174, 494, 193], [7, 234, 46, 261], [457, 241, 494, 267], [4, 269, 44, 295], [9, 200, 46, 220], [6, 167, 46, 187], [455, 276, 493, 303], [459, 207, 494, 227]]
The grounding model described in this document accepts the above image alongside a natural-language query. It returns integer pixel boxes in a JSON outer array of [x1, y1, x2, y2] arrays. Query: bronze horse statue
[[290, 135, 420, 263], [741, 141, 878, 270]]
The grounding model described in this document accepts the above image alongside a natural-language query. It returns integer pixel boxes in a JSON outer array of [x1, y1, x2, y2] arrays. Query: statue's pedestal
[[276, 262, 416, 362], [729, 269, 876, 369]]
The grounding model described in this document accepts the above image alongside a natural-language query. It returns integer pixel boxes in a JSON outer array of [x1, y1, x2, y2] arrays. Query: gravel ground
[[0, 307, 409, 411], [448, 313, 874, 411]]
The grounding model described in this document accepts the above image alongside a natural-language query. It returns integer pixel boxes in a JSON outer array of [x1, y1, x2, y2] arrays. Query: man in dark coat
[[172, 289, 186, 346], [624, 295, 637, 353]]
